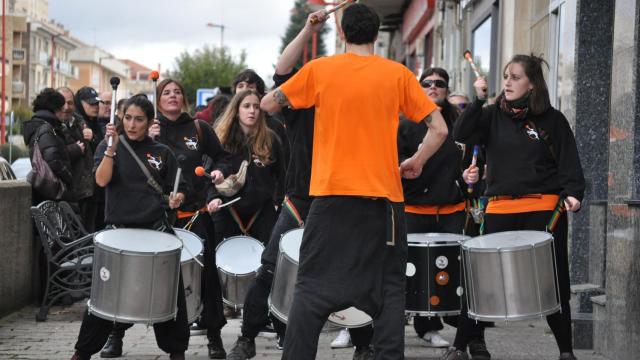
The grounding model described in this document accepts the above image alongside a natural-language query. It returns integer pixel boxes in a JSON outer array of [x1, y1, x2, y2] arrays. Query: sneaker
[[207, 332, 227, 359], [353, 346, 374, 360], [559, 353, 578, 360], [226, 336, 257, 360], [330, 328, 352, 349], [100, 332, 123, 358], [190, 322, 207, 336], [421, 331, 450, 348], [468, 337, 491, 360], [441, 347, 470, 360]]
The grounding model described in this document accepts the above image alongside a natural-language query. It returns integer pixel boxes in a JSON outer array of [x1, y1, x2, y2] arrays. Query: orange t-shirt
[[279, 53, 437, 202]]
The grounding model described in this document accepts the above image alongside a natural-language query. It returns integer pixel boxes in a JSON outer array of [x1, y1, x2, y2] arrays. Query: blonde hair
[[215, 89, 273, 165]]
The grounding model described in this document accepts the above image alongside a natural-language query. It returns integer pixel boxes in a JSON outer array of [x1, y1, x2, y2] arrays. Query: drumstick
[[172, 167, 182, 197], [467, 145, 479, 194], [218, 197, 241, 209], [463, 50, 488, 93], [107, 77, 120, 147], [150, 70, 160, 118], [310, 0, 356, 24]]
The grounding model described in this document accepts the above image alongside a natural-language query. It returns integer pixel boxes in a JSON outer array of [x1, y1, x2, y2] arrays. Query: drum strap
[[228, 206, 262, 235], [546, 197, 566, 233], [283, 196, 304, 228]]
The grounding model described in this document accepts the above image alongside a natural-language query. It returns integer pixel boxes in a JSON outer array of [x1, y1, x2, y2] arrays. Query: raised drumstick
[[150, 70, 160, 118], [463, 50, 487, 92], [310, 0, 356, 24]]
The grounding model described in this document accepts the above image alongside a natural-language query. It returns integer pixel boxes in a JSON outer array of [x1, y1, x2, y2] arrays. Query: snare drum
[[88, 229, 182, 324], [174, 228, 204, 324], [269, 229, 372, 328], [462, 230, 561, 322], [216, 235, 264, 309], [405, 233, 468, 316]]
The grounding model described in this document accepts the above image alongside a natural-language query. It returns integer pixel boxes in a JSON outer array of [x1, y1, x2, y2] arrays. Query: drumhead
[[94, 229, 182, 254], [408, 233, 470, 246], [463, 230, 552, 251], [280, 229, 304, 263], [173, 228, 204, 262], [216, 236, 264, 275], [328, 307, 372, 328]]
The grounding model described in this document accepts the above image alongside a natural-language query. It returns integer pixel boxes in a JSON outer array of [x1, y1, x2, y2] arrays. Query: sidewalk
[[0, 302, 607, 360]]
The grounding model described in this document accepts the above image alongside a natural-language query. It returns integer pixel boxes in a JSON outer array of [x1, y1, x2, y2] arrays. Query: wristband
[[104, 151, 116, 158]]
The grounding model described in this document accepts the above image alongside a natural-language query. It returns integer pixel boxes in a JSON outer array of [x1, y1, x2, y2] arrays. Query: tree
[[168, 45, 247, 106], [280, 0, 330, 69]]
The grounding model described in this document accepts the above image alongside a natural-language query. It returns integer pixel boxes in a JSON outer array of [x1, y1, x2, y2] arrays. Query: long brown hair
[[503, 54, 551, 115], [157, 78, 190, 114], [215, 89, 273, 165]]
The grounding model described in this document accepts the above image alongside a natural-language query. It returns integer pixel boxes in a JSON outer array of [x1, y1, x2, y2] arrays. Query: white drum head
[[463, 230, 552, 250], [174, 228, 204, 262], [216, 236, 264, 275], [280, 229, 304, 263], [328, 307, 372, 328], [408, 233, 469, 245], [94, 229, 182, 253]]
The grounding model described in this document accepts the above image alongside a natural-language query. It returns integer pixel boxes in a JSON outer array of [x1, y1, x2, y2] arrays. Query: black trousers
[[175, 213, 227, 337], [452, 210, 573, 354], [281, 197, 407, 360], [405, 211, 466, 336], [74, 225, 189, 357]]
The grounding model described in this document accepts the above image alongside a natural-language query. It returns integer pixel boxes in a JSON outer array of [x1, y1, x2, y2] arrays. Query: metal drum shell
[[216, 235, 264, 309], [268, 229, 372, 328], [462, 230, 561, 322], [88, 229, 182, 324], [174, 228, 204, 324], [405, 233, 469, 317]]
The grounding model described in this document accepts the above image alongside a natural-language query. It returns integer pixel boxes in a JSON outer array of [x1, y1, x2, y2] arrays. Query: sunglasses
[[421, 79, 447, 89], [455, 103, 468, 109]]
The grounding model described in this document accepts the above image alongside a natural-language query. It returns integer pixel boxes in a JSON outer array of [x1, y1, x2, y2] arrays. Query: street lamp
[[205, 23, 225, 48]]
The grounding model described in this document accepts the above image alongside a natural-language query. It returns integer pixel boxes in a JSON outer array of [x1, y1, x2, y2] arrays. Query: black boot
[[468, 336, 491, 360], [207, 331, 227, 359], [100, 331, 124, 358], [226, 336, 257, 360]]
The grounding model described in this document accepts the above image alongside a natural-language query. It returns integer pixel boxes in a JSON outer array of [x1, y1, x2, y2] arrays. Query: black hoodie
[[23, 110, 74, 189], [454, 97, 585, 201], [156, 112, 231, 212]]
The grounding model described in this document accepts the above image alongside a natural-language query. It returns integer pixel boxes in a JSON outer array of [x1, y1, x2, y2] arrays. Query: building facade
[[68, 47, 129, 96]]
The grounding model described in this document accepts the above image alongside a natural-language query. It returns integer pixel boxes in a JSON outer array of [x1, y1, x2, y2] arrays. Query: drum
[[216, 235, 264, 309], [462, 230, 560, 322], [174, 228, 204, 324], [88, 229, 182, 324], [405, 233, 468, 316], [269, 229, 372, 328]]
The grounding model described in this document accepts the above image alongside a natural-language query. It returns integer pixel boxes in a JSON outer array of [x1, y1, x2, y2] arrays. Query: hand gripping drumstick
[[310, 0, 356, 24], [150, 70, 160, 118], [107, 77, 120, 147], [463, 50, 488, 92], [467, 145, 479, 194]]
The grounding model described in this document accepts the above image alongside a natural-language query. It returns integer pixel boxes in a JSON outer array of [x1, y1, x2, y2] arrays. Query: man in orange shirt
[[261, 4, 448, 360]]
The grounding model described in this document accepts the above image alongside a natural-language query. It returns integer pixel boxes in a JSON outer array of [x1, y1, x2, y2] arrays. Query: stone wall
[[0, 180, 34, 318]]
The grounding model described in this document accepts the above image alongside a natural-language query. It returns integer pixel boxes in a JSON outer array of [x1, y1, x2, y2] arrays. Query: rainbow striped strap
[[228, 206, 262, 235], [547, 197, 566, 233], [283, 196, 304, 228]]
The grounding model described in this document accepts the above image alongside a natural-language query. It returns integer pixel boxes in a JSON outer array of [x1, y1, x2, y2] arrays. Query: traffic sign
[[196, 88, 219, 107]]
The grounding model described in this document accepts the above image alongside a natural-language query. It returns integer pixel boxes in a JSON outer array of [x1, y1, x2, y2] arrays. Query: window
[[472, 17, 492, 77], [549, 2, 566, 109]]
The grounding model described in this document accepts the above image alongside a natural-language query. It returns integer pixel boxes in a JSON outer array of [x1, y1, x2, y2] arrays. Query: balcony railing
[[12, 48, 26, 62]]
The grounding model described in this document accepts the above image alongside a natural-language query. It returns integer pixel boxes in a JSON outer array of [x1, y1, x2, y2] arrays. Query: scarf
[[498, 91, 530, 120]]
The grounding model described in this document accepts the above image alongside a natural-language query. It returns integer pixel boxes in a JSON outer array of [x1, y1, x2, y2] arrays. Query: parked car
[[0, 156, 17, 180], [11, 157, 31, 180]]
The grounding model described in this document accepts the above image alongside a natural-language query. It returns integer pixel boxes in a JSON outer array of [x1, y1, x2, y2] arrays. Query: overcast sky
[[49, 0, 336, 82]]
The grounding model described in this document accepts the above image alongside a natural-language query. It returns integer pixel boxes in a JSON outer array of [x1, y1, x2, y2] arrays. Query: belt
[[486, 194, 560, 214], [405, 202, 466, 215], [177, 206, 208, 219]]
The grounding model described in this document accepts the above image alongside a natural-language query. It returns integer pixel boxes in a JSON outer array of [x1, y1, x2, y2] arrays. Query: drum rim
[[94, 229, 183, 255], [461, 230, 553, 251], [215, 235, 264, 252], [174, 228, 205, 262], [87, 299, 177, 324], [405, 310, 462, 316], [279, 228, 304, 264], [326, 307, 373, 328], [467, 303, 561, 322]]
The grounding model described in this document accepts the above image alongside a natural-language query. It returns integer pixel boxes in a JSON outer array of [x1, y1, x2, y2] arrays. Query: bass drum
[[269, 228, 372, 328], [174, 228, 204, 324], [88, 228, 182, 324], [216, 235, 264, 309]]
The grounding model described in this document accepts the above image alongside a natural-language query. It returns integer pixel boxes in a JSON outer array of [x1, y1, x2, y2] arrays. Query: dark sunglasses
[[456, 103, 468, 109], [421, 79, 447, 89]]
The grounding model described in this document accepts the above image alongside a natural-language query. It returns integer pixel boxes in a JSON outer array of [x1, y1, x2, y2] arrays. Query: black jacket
[[95, 136, 187, 225], [156, 112, 231, 211], [61, 114, 94, 200], [273, 71, 314, 200], [454, 97, 585, 201], [23, 110, 74, 190]]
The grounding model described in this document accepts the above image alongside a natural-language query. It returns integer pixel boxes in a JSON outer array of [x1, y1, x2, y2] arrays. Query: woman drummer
[[445, 54, 585, 360], [211, 89, 285, 247], [71, 95, 189, 360]]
